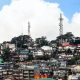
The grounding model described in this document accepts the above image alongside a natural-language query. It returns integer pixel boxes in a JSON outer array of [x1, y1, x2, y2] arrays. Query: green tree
[[2, 47, 11, 62], [56, 32, 74, 46], [11, 35, 34, 49], [35, 36, 49, 47]]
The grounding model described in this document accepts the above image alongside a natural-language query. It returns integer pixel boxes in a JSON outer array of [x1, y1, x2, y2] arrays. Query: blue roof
[[39, 78, 56, 80], [32, 78, 56, 80], [19, 50, 32, 55]]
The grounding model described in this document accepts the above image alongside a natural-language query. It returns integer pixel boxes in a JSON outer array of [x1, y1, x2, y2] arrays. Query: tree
[[56, 32, 74, 46], [11, 35, 34, 49], [1, 47, 11, 62], [66, 48, 72, 55], [67, 55, 80, 65], [35, 36, 49, 47], [71, 37, 80, 45], [57, 32, 74, 41]]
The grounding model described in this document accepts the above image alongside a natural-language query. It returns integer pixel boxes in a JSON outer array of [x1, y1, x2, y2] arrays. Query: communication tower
[[59, 13, 63, 36], [28, 21, 30, 36]]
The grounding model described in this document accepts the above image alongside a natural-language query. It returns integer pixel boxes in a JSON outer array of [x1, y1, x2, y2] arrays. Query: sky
[[46, 0, 80, 21], [0, 0, 80, 42], [1, 0, 80, 21], [0, 0, 11, 10]]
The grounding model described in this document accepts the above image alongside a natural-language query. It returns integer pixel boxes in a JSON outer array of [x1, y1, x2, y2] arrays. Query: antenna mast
[[59, 13, 63, 36], [28, 21, 30, 36]]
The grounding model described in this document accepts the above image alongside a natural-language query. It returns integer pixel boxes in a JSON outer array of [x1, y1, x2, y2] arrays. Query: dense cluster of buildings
[[0, 33, 79, 80], [0, 14, 80, 80]]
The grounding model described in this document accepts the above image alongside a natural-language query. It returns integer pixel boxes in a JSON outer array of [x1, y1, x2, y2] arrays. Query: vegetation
[[11, 35, 34, 49], [35, 36, 49, 47], [67, 56, 80, 65], [56, 32, 74, 46], [1, 32, 80, 62], [1, 47, 11, 62]]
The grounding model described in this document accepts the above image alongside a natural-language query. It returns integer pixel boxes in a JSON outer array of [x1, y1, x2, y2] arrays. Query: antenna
[[59, 13, 63, 45], [21, 24, 23, 35], [59, 13, 63, 36], [28, 21, 30, 36]]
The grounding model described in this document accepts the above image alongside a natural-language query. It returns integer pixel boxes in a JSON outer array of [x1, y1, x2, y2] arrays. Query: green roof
[[0, 58, 3, 64], [20, 50, 29, 54]]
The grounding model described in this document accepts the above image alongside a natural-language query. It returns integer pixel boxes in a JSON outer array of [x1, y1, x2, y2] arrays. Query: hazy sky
[[0, 0, 80, 42]]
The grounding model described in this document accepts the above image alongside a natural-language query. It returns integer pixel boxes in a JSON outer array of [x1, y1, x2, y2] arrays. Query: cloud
[[0, 0, 79, 42], [69, 12, 80, 37]]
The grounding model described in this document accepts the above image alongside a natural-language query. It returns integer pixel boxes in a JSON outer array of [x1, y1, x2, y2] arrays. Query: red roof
[[62, 42, 70, 47], [62, 42, 80, 47]]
